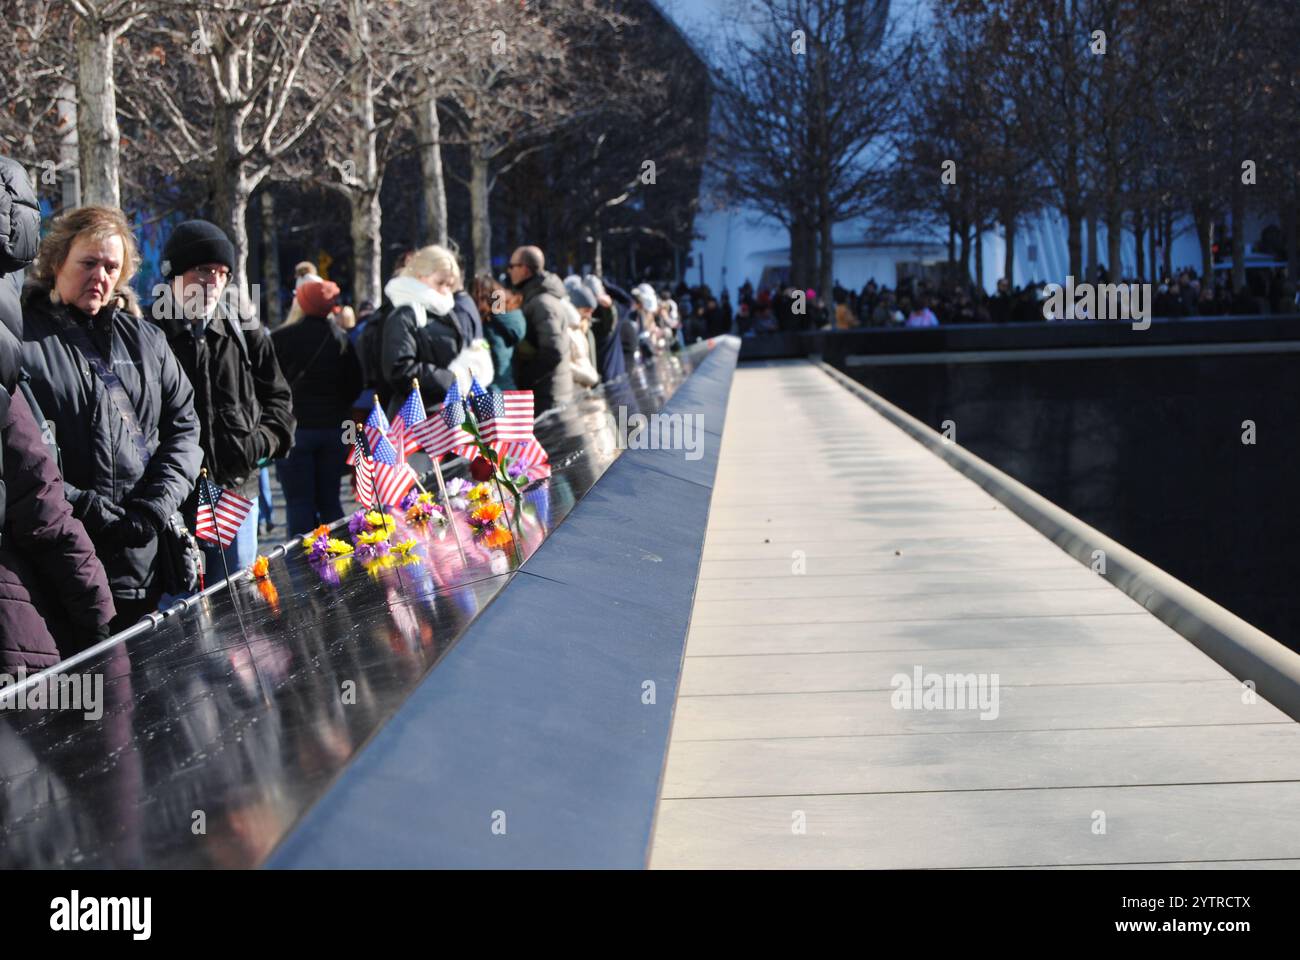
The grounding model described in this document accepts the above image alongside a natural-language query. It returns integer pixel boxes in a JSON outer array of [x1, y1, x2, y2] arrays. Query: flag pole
[[404, 380, 429, 494], [432, 454, 468, 567], [406, 379, 466, 566]]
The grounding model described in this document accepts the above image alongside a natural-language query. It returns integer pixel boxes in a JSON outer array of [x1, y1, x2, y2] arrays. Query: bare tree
[[711, 0, 909, 296], [122, 1, 351, 302]]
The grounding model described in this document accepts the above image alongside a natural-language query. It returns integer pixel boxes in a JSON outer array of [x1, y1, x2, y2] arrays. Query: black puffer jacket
[[379, 279, 484, 415], [152, 295, 295, 496], [271, 313, 363, 429], [20, 291, 203, 600]]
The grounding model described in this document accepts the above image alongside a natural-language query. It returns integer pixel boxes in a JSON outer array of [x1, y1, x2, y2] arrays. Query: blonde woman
[[19, 205, 202, 630], [375, 244, 490, 414]]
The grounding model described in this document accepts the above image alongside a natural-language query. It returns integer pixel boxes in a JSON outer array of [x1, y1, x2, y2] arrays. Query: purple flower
[[308, 535, 331, 562], [507, 462, 530, 484], [355, 540, 390, 563], [311, 556, 341, 585], [399, 489, 420, 511], [446, 477, 471, 497], [347, 510, 369, 536]]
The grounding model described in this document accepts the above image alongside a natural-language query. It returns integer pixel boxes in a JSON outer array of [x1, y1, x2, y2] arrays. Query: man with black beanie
[[150, 219, 294, 571]]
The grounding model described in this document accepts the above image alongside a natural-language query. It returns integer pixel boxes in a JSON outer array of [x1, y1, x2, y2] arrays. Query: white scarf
[[383, 275, 454, 328]]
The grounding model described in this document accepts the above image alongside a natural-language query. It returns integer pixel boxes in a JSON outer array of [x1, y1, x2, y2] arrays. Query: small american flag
[[479, 390, 534, 444], [467, 376, 504, 422], [353, 428, 416, 508], [196, 475, 254, 547], [353, 431, 377, 507], [410, 380, 472, 458], [365, 401, 401, 465], [390, 381, 427, 459]]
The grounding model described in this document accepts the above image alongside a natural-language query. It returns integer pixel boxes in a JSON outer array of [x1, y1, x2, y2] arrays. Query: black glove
[[72, 490, 126, 538], [101, 508, 158, 549]]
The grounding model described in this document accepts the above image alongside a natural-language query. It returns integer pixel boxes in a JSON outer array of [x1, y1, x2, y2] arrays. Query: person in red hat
[[270, 279, 362, 533]]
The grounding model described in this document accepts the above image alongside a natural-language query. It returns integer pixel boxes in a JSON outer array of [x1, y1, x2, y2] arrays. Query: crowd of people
[[729, 265, 1300, 333], [0, 154, 712, 672]]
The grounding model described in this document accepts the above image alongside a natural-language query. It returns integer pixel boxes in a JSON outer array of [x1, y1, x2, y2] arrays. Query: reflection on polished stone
[[0, 346, 709, 868]]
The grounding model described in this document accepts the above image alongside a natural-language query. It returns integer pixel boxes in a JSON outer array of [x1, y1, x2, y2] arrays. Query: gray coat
[[518, 270, 573, 412]]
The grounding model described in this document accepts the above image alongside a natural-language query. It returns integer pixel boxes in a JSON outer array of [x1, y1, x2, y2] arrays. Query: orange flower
[[257, 577, 280, 614], [470, 502, 504, 525], [251, 555, 270, 579], [310, 524, 330, 540], [481, 526, 514, 550]]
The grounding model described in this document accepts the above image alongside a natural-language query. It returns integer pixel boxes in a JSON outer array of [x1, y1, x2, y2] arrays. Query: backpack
[[358, 303, 391, 408]]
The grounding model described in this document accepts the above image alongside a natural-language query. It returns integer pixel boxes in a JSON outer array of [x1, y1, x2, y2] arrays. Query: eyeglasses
[[188, 265, 230, 282]]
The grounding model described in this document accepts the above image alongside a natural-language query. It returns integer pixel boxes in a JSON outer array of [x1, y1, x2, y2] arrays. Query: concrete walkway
[[649, 360, 1300, 869]]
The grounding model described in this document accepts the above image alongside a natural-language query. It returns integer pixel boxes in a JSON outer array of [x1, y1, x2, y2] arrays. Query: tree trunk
[[1148, 208, 1158, 282], [350, 189, 382, 307], [260, 189, 281, 327], [818, 213, 834, 309], [74, 17, 120, 207], [947, 215, 956, 266], [1283, 195, 1298, 285], [346, 0, 383, 306], [212, 174, 260, 318], [958, 218, 971, 280], [1231, 182, 1246, 293], [974, 224, 984, 291], [470, 141, 491, 278], [1106, 200, 1122, 282], [416, 92, 448, 248], [1085, 207, 1098, 282], [1194, 204, 1214, 290], [1003, 217, 1015, 287], [1065, 205, 1083, 281], [1133, 208, 1145, 283], [56, 81, 81, 211], [1161, 211, 1173, 279]]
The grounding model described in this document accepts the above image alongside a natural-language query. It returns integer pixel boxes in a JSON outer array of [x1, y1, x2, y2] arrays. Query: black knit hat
[[161, 220, 235, 279]]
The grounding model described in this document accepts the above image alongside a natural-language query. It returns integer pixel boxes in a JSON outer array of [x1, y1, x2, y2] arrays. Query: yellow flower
[[301, 524, 332, 550], [357, 529, 391, 545], [391, 539, 418, 558], [468, 482, 493, 502], [326, 538, 352, 555], [365, 511, 396, 534]]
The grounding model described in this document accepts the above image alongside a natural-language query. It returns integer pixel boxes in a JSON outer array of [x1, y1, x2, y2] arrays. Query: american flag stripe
[[477, 390, 535, 444], [196, 482, 254, 548], [353, 435, 377, 507], [453, 437, 551, 479], [374, 461, 418, 508]]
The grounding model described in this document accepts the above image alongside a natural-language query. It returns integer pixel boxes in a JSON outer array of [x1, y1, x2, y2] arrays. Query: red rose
[[470, 456, 494, 482]]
